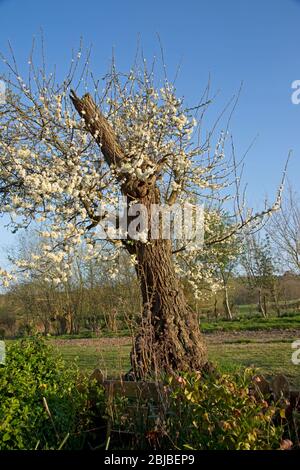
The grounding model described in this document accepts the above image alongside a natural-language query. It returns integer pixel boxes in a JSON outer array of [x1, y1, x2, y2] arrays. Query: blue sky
[[0, 0, 300, 266]]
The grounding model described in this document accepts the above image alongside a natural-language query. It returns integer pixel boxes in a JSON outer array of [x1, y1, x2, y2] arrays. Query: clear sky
[[0, 0, 300, 266]]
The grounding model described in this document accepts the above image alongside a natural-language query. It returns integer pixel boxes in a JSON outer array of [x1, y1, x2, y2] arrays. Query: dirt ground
[[204, 329, 300, 344]]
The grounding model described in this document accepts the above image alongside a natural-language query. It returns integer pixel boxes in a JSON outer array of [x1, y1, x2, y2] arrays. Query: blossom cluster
[[0, 54, 253, 292]]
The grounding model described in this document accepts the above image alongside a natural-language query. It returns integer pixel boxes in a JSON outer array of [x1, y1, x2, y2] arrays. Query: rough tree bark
[[70, 91, 208, 378]]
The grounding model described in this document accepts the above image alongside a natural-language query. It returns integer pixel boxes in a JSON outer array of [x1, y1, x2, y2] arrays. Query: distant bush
[[0, 311, 16, 336], [16, 321, 36, 337], [0, 338, 105, 450], [165, 369, 285, 450]]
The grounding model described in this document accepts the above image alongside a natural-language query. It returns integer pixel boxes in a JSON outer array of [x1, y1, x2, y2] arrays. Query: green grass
[[51, 337, 300, 388], [201, 312, 300, 333], [235, 299, 300, 315], [52, 340, 131, 378], [56, 329, 130, 340], [209, 342, 300, 388], [6, 307, 300, 388]]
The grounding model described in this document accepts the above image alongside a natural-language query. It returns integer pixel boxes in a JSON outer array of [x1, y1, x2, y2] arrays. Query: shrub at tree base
[[0, 339, 287, 450], [165, 370, 285, 450], [0, 338, 105, 450]]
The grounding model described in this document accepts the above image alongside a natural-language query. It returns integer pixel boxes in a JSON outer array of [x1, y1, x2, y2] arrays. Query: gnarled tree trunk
[[131, 237, 207, 378], [70, 91, 208, 378]]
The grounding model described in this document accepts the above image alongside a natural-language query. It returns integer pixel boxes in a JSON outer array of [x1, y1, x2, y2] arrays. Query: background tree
[[7, 231, 142, 336], [210, 218, 242, 320], [240, 234, 280, 317], [176, 210, 242, 320], [267, 184, 300, 274], [8, 234, 87, 335]]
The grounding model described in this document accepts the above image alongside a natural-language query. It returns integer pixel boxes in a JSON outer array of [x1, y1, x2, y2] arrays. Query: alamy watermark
[[291, 340, 300, 365], [95, 198, 205, 249], [291, 80, 300, 104], [0, 341, 5, 365], [0, 80, 6, 105]]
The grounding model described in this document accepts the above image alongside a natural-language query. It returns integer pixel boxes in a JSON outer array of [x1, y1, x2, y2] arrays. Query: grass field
[[201, 312, 300, 333], [51, 329, 300, 388]]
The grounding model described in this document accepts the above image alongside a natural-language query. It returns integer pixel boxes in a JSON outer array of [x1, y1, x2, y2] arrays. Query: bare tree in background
[[267, 184, 300, 274], [240, 234, 280, 317]]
